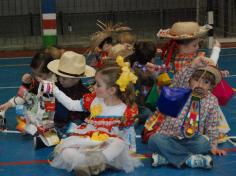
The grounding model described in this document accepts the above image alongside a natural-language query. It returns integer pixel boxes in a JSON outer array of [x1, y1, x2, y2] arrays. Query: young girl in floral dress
[[47, 56, 142, 176]]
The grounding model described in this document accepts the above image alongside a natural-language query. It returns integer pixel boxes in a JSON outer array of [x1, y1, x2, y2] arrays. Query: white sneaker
[[152, 153, 169, 167], [185, 154, 213, 169]]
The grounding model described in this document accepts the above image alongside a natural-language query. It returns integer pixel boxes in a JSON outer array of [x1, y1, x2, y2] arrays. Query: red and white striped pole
[[41, 0, 57, 48]]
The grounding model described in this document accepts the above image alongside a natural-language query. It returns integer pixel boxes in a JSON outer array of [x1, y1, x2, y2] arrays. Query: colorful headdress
[[116, 56, 137, 91]]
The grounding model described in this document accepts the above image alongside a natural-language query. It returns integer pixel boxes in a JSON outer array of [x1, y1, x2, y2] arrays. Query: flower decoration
[[90, 104, 103, 118], [116, 56, 138, 91]]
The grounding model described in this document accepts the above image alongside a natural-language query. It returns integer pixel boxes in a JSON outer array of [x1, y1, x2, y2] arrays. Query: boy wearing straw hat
[[47, 51, 96, 137], [144, 56, 226, 169]]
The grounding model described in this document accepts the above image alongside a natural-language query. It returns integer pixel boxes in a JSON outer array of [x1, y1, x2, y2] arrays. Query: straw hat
[[157, 22, 212, 40], [47, 51, 96, 78], [90, 31, 112, 51], [192, 55, 222, 86], [197, 65, 222, 86]]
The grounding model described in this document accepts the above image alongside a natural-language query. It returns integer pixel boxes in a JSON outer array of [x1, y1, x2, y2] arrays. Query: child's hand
[[22, 73, 32, 84], [211, 147, 227, 156], [156, 48, 162, 54], [0, 102, 12, 111], [213, 39, 221, 48], [192, 56, 215, 68], [221, 70, 230, 77]]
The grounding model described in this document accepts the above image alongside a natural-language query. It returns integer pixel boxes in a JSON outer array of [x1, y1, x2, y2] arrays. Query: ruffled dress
[[49, 92, 142, 173]]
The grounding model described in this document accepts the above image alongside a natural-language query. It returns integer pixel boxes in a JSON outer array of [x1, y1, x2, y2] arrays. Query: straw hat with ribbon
[[157, 21, 212, 40], [47, 51, 96, 78]]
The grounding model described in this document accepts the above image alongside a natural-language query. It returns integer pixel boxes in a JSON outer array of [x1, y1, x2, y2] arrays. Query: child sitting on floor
[[46, 56, 141, 176], [0, 52, 59, 148], [143, 56, 226, 169], [47, 51, 96, 137]]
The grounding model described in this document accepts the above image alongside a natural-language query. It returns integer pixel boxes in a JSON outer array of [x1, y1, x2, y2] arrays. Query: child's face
[[102, 43, 112, 52], [94, 72, 113, 99], [58, 76, 79, 88], [32, 69, 51, 82], [179, 38, 200, 54], [189, 75, 212, 98]]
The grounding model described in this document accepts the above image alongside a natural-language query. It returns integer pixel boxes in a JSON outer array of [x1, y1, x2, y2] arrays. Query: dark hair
[[96, 63, 136, 106], [127, 41, 156, 66], [98, 37, 113, 49], [191, 70, 216, 86], [30, 52, 54, 74]]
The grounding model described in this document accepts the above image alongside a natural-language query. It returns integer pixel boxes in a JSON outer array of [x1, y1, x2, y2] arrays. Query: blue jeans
[[148, 133, 211, 168]]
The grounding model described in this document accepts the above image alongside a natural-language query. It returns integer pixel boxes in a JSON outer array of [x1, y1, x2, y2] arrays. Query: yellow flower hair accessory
[[116, 56, 138, 92], [90, 104, 103, 118]]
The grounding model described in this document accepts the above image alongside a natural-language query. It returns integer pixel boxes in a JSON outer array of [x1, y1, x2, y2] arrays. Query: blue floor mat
[[0, 51, 236, 176]]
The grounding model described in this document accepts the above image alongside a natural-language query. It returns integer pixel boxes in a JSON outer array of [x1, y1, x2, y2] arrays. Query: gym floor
[[0, 48, 236, 176]]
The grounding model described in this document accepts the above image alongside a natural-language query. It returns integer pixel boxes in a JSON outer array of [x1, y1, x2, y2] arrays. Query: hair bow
[[116, 56, 137, 91]]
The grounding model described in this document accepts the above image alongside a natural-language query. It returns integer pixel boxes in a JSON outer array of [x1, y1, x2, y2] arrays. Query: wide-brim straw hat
[[157, 21, 212, 40], [48, 51, 96, 78]]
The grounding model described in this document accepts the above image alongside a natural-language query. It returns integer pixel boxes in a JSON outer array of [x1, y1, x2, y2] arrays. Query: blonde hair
[[108, 43, 134, 59], [44, 46, 65, 60], [96, 64, 136, 106], [117, 31, 136, 45]]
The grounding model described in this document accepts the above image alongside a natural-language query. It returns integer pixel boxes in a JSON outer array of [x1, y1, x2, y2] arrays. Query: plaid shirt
[[158, 66, 220, 146], [174, 52, 205, 73]]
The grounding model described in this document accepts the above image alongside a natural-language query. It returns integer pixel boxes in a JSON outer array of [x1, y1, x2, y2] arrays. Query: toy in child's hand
[[15, 105, 26, 116], [16, 116, 27, 133], [41, 81, 54, 94], [22, 73, 32, 84]]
